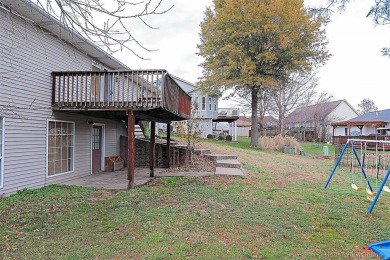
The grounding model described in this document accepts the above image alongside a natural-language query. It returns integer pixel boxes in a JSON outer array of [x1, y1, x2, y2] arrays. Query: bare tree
[[314, 90, 334, 105], [0, 0, 173, 59], [357, 98, 378, 115], [174, 100, 204, 151], [270, 72, 319, 135]]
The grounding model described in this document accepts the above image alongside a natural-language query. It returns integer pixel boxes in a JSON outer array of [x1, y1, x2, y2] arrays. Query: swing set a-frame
[[324, 139, 390, 214]]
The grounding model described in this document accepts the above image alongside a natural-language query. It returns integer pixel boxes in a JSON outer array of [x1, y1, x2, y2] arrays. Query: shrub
[[259, 135, 302, 153], [226, 135, 232, 141], [217, 135, 224, 141], [206, 134, 213, 139]]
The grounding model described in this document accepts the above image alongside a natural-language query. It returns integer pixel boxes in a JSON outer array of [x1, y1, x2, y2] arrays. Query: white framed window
[[0, 117, 4, 188], [209, 97, 212, 110], [214, 98, 217, 111], [201, 97, 206, 110], [47, 120, 75, 177]]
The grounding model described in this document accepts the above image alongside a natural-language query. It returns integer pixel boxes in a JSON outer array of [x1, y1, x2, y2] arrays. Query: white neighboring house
[[167, 75, 240, 140], [284, 100, 358, 142], [167, 75, 219, 138]]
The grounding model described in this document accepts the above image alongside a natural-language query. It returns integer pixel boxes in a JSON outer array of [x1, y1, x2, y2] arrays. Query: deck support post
[[234, 121, 237, 141], [166, 123, 171, 168], [127, 111, 135, 189], [150, 121, 156, 177]]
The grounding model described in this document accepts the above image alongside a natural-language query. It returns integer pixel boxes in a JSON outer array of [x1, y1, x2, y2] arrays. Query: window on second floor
[[202, 97, 206, 110], [214, 98, 217, 111], [209, 97, 212, 110]]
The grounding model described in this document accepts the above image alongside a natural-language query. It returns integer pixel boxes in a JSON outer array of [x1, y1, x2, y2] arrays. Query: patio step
[[216, 159, 241, 169], [204, 154, 238, 161], [215, 167, 244, 176]]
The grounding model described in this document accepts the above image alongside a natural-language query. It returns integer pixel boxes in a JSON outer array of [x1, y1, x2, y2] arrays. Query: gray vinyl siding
[[0, 9, 124, 196], [190, 92, 218, 119], [45, 114, 122, 185]]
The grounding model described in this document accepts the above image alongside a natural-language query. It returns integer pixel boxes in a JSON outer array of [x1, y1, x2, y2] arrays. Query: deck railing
[[217, 107, 240, 117], [333, 135, 390, 150], [52, 70, 191, 119]]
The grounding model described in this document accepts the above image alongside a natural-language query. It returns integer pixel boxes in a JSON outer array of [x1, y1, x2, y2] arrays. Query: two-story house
[[284, 100, 358, 142], [169, 75, 219, 138], [0, 0, 191, 196]]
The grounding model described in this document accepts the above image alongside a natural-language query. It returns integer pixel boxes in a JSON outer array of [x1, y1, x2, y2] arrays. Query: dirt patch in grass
[[163, 153, 216, 173], [86, 190, 118, 202]]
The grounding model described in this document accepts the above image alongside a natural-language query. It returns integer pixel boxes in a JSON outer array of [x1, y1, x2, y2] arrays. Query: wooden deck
[[52, 70, 191, 122], [333, 135, 390, 150]]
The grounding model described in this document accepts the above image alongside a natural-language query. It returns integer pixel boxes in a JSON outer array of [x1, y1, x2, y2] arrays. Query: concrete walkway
[[61, 168, 216, 190], [62, 153, 244, 190], [61, 168, 155, 190]]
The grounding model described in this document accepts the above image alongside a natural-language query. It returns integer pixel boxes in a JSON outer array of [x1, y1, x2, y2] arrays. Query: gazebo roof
[[331, 120, 385, 128]]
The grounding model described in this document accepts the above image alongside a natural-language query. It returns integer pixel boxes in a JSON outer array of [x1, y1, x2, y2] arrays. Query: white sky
[[113, 0, 390, 111]]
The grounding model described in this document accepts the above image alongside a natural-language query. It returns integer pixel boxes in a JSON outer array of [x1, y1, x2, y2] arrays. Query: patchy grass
[[1, 140, 389, 259], [300, 142, 337, 156], [203, 136, 252, 150]]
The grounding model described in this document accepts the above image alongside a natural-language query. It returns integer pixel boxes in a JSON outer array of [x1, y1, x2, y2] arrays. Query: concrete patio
[[61, 168, 215, 190]]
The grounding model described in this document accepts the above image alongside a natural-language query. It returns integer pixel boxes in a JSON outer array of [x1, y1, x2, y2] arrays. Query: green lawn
[[300, 142, 337, 156], [1, 139, 389, 259], [204, 137, 336, 156]]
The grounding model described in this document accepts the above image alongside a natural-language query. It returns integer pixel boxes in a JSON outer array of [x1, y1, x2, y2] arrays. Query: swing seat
[[383, 186, 390, 193], [351, 183, 363, 191], [366, 188, 377, 201]]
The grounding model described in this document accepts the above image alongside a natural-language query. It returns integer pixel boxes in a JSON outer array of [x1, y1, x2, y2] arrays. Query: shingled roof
[[350, 109, 390, 122], [237, 116, 278, 128], [285, 100, 344, 124], [331, 109, 390, 127]]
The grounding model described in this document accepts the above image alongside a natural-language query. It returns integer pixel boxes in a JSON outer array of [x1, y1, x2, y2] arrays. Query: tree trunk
[[277, 104, 285, 136], [258, 115, 264, 137], [251, 88, 259, 147], [279, 117, 285, 136]]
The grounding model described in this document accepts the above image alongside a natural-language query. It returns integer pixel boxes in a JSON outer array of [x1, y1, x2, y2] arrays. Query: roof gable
[[169, 74, 197, 93]]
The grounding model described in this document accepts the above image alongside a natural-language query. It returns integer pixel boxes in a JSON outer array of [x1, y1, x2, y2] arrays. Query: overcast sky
[[113, 0, 390, 111]]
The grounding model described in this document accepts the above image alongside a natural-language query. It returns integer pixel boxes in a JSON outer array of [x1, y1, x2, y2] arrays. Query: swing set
[[324, 139, 390, 214]]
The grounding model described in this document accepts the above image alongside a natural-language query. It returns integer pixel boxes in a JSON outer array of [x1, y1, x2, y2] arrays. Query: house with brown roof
[[236, 116, 278, 137], [284, 100, 358, 142]]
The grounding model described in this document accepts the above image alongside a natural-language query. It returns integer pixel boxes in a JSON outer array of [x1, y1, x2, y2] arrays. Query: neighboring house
[[158, 75, 241, 140], [332, 109, 390, 138], [236, 117, 252, 137], [284, 100, 358, 142], [236, 116, 278, 137], [168, 75, 219, 138], [173, 76, 219, 138], [0, 0, 191, 196]]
